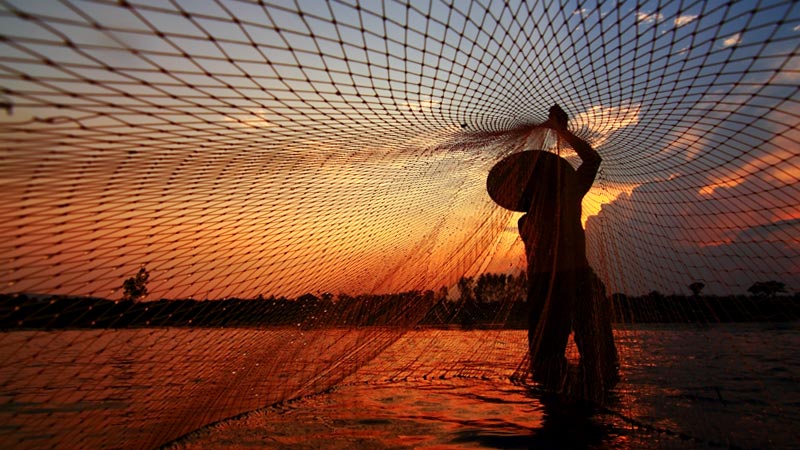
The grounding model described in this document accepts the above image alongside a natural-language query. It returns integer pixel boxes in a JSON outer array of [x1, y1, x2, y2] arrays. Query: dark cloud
[[586, 169, 799, 296], [734, 218, 800, 242]]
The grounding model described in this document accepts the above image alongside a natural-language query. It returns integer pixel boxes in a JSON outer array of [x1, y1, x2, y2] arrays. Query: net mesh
[[1, 0, 798, 449]]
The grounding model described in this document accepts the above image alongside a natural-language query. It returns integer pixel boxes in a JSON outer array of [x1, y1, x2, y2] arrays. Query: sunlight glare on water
[[170, 326, 800, 450], [1, 325, 798, 449]]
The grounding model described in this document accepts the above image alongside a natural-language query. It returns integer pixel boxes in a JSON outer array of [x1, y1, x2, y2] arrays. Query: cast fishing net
[[1, 0, 798, 449]]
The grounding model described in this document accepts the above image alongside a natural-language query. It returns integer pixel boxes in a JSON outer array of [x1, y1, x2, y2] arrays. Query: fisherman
[[519, 105, 618, 399]]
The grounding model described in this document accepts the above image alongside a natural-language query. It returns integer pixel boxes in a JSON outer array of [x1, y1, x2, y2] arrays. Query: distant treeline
[[0, 292, 432, 330], [1, 273, 797, 330], [609, 292, 800, 323]]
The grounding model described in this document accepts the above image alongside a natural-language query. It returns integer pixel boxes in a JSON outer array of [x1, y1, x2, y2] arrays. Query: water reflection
[[2, 326, 797, 449], [527, 392, 625, 450], [167, 377, 662, 450], [446, 386, 633, 450]]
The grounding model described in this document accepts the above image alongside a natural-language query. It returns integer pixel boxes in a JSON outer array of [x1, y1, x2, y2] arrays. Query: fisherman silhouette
[[487, 105, 619, 402]]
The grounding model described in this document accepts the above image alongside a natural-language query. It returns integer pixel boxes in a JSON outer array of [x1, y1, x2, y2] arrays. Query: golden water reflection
[[2, 326, 797, 450], [173, 326, 799, 450]]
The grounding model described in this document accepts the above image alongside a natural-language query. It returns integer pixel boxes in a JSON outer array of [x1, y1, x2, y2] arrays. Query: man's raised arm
[[543, 105, 601, 197]]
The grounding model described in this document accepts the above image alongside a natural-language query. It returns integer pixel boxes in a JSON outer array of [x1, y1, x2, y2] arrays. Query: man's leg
[[573, 269, 619, 398], [528, 272, 571, 390]]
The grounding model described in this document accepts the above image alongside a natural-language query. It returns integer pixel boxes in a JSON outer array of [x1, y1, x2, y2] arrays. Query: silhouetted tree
[[457, 276, 475, 304], [747, 281, 786, 297], [436, 285, 449, 302], [456, 276, 477, 326], [474, 273, 508, 304], [122, 267, 149, 302], [689, 282, 705, 297]]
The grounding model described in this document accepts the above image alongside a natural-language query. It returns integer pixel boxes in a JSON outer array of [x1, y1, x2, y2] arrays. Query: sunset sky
[[0, 0, 798, 298]]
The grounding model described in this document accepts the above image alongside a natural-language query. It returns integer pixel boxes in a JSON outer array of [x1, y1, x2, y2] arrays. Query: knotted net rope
[[0, 1, 797, 448]]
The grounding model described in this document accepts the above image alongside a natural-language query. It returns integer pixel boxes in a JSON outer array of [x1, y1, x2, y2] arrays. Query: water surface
[[1, 324, 798, 449]]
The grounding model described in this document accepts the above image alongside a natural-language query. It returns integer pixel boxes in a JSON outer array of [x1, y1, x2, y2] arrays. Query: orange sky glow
[[0, 0, 797, 298]]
